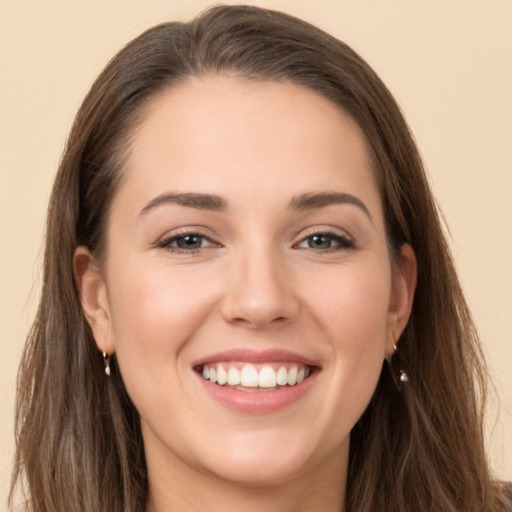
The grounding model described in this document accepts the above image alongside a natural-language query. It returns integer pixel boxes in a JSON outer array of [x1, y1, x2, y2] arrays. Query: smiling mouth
[[196, 362, 316, 392]]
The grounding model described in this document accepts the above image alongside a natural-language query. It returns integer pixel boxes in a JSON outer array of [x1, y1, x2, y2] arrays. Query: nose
[[220, 247, 300, 330]]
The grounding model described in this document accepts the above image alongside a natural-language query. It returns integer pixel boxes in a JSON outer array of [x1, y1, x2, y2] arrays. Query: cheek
[[305, 262, 391, 411], [105, 256, 219, 383], [307, 261, 391, 350]]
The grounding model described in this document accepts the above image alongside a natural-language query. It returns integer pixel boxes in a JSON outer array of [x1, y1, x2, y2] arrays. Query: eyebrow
[[139, 193, 227, 217], [138, 190, 372, 221], [288, 192, 372, 221]]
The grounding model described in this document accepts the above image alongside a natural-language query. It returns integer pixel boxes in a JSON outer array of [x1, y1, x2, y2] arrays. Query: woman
[[10, 5, 511, 512]]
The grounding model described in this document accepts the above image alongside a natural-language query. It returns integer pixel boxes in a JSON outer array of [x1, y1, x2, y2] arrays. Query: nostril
[[230, 315, 290, 329]]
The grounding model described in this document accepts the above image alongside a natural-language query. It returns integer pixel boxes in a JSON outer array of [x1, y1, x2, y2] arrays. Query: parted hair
[[10, 5, 510, 512]]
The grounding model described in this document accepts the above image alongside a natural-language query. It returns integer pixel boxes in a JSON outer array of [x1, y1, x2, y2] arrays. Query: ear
[[74, 246, 115, 355], [385, 243, 417, 358]]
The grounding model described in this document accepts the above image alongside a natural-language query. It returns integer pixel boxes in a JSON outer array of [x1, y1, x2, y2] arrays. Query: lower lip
[[196, 372, 317, 414]]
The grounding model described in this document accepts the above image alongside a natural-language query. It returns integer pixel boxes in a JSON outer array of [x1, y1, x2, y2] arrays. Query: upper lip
[[192, 348, 319, 368]]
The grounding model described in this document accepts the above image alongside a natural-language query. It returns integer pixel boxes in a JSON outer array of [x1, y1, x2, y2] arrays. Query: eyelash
[[156, 229, 355, 254], [157, 231, 218, 254], [294, 230, 355, 252]]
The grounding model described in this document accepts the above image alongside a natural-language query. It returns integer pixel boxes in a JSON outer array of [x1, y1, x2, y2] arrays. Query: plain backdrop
[[1, 0, 511, 506]]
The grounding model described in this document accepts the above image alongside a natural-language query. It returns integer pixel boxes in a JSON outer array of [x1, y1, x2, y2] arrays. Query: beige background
[[1, 0, 511, 506]]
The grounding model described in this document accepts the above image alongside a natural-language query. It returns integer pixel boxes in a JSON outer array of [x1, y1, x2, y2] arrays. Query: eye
[[296, 232, 354, 251], [158, 232, 218, 252]]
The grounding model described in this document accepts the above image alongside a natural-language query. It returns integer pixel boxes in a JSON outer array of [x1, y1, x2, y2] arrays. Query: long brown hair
[[10, 5, 510, 511]]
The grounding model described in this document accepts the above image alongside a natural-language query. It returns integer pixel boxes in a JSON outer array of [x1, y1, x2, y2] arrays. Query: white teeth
[[227, 367, 241, 385], [201, 362, 313, 389], [240, 365, 259, 387], [276, 366, 288, 386], [217, 365, 227, 385], [258, 366, 277, 388], [287, 367, 298, 386]]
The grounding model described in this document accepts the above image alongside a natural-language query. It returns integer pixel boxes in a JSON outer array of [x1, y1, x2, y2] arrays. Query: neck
[[144, 442, 348, 512]]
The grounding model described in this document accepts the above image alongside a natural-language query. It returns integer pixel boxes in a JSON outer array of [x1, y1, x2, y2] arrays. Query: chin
[[194, 429, 326, 488], [206, 453, 307, 488]]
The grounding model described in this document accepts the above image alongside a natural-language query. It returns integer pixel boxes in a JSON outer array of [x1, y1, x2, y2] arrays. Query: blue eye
[[158, 233, 217, 252], [298, 232, 354, 251], [174, 234, 207, 249]]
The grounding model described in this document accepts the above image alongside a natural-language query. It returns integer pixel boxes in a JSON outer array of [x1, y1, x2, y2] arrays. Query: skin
[[76, 77, 416, 512]]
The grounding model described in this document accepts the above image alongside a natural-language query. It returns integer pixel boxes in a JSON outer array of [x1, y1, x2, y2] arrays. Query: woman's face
[[79, 77, 415, 489]]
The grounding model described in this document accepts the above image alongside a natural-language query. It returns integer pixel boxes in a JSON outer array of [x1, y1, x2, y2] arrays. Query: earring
[[387, 341, 409, 390], [103, 352, 111, 377], [394, 343, 409, 381]]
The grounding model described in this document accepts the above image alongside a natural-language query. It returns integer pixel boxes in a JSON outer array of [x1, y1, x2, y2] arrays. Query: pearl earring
[[387, 341, 409, 390], [103, 352, 111, 377]]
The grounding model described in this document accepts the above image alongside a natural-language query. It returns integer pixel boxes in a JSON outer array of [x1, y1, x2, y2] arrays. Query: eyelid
[[155, 227, 221, 252], [296, 225, 354, 241], [293, 227, 356, 251]]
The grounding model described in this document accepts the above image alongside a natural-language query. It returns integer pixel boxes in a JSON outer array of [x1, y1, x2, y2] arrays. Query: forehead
[[133, 76, 370, 159], [117, 76, 381, 218]]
